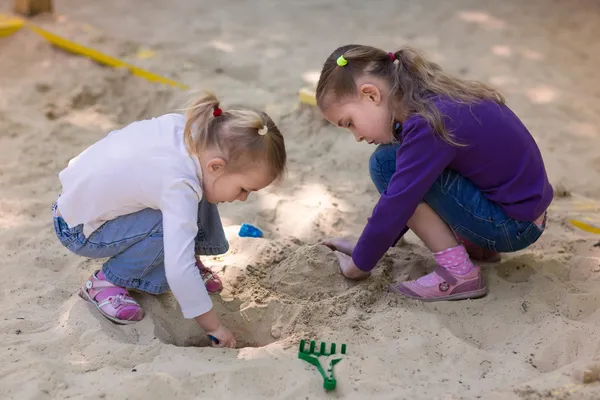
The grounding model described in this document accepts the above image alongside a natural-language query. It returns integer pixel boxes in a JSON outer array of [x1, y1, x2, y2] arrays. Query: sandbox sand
[[1, 0, 600, 399]]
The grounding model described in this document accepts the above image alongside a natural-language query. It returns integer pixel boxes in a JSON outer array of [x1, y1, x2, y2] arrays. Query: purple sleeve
[[352, 118, 457, 272]]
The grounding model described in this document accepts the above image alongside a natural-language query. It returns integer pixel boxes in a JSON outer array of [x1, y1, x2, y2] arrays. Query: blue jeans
[[369, 144, 545, 252], [52, 197, 229, 294]]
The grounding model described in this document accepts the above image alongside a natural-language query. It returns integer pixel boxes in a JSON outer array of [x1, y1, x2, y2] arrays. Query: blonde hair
[[316, 45, 505, 145], [183, 92, 286, 180]]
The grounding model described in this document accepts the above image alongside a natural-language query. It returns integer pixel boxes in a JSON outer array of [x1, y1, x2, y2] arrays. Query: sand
[[1, 0, 600, 399]]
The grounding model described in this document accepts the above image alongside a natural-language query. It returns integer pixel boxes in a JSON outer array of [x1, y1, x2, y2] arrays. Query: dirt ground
[[1, 0, 600, 399]]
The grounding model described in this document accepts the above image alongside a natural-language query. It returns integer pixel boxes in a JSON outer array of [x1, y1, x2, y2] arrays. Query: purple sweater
[[352, 98, 553, 272]]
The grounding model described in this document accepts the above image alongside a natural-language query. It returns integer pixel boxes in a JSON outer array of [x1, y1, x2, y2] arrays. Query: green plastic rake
[[298, 339, 347, 391]]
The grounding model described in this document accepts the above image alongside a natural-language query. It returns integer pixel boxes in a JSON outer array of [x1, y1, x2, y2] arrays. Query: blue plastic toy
[[238, 223, 263, 238], [208, 335, 219, 345]]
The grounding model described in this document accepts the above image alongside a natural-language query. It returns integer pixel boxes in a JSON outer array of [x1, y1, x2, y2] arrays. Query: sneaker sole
[[391, 286, 488, 302]]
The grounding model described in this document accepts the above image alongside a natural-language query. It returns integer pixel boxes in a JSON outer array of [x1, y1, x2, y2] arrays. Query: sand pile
[[2, 6, 600, 399], [264, 245, 354, 301]]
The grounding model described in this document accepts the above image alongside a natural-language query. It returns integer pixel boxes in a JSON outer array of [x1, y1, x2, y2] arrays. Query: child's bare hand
[[320, 237, 356, 256], [195, 309, 237, 348], [334, 251, 371, 280], [206, 324, 237, 348]]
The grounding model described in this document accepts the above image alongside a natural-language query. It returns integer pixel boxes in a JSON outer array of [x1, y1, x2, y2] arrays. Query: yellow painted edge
[[0, 14, 25, 38], [25, 22, 188, 90], [299, 87, 316, 106], [570, 219, 600, 235]]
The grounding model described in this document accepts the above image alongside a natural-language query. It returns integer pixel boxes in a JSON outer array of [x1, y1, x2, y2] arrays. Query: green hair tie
[[336, 55, 348, 67]]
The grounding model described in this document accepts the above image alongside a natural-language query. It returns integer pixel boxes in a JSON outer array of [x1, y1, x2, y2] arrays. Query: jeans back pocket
[[511, 220, 544, 251]]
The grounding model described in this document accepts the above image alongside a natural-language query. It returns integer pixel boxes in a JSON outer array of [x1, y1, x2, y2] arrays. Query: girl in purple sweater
[[317, 45, 553, 301]]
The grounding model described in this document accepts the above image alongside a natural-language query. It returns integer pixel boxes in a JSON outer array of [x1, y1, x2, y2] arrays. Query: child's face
[[321, 83, 393, 145], [201, 160, 274, 204]]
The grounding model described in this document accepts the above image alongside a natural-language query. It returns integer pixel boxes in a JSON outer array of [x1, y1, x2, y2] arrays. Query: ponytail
[[183, 92, 220, 156]]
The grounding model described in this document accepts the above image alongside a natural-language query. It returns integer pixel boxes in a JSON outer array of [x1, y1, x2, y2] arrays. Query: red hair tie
[[389, 52, 396, 62], [213, 106, 222, 117]]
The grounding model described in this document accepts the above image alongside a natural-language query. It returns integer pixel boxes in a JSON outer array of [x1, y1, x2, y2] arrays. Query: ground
[[1, 0, 600, 399]]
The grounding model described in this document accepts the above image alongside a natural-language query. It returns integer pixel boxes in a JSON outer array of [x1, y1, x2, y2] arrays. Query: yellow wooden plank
[[570, 219, 600, 235], [299, 87, 317, 106], [135, 48, 156, 59], [0, 15, 187, 90], [27, 23, 127, 68], [26, 23, 189, 90], [0, 14, 25, 38]]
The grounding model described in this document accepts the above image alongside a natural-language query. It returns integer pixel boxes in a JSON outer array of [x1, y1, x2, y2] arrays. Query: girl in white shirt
[[52, 93, 286, 348]]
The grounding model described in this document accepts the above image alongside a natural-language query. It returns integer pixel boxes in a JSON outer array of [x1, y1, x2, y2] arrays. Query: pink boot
[[79, 271, 144, 324]]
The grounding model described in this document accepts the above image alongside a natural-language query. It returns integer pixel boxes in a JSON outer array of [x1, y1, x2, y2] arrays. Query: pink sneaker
[[78, 270, 144, 324], [196, 259, 223, 294], [456, 235, 501, 262], [390, 266, 487, 301]]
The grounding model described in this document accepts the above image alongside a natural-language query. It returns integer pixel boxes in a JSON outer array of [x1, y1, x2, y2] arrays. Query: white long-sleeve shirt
[[57, 114, 212, 318]]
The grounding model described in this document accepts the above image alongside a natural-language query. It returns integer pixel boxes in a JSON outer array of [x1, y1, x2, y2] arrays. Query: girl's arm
[[352, 118, 456, 272], [161, 180, 214, 318], [160, 180, 236, 347]]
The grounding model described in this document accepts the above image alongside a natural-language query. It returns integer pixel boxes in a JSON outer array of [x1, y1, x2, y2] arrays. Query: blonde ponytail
[[183, 92, 220, 156]]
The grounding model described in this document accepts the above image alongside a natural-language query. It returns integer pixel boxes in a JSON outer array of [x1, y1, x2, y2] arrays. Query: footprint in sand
[[496, 257, 536, 283]]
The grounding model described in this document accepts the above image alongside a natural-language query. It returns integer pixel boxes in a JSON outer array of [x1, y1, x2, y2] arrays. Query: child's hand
[[320, 237, 357, 256], [334, 251, 371, 280], [206, 324, 237, 349], [195, 309, 237, 348]]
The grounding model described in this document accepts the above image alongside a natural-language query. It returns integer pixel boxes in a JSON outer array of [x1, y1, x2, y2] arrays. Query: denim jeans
[[369, 144, 545, 253], [52, 197, 229, 294]]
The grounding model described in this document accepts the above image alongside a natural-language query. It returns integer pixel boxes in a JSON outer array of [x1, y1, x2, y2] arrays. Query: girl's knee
[[368, 151, 381, 182], [369, 145, 384, 171]]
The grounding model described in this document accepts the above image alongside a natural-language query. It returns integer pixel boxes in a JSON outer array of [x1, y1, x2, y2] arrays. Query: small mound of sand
[[264, 245, 353, 301]]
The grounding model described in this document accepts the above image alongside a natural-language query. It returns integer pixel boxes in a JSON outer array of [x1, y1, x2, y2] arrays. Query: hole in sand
[[139, 294, 302, 348], [140, 245, 351, 347]]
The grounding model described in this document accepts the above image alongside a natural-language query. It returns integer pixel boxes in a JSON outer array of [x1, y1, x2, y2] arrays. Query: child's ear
[[206, 158, 227, 174], [359, 84, 382, 105]]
